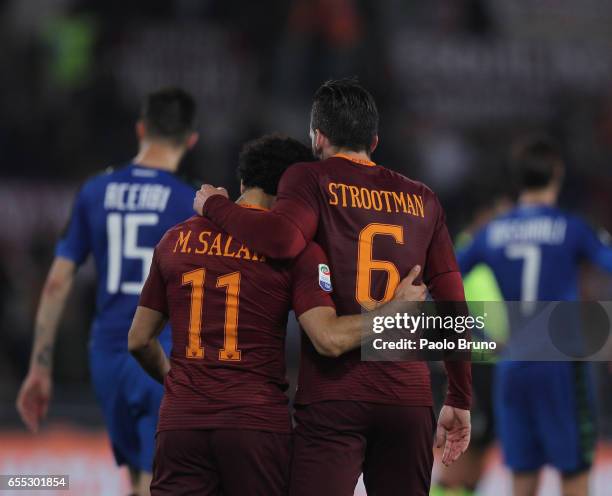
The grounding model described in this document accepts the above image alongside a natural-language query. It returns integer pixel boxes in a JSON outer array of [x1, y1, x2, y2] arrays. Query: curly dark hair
[[237, 134, 314, 195]]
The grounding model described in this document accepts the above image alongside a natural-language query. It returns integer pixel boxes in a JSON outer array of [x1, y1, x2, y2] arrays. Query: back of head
[[310, 78, 379, 153], [141, 87, 196, 146], [512, 137, 564, 191], [238, 134, 314, 195]]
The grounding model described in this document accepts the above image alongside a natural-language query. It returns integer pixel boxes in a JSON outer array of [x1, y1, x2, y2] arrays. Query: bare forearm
[[302, 299, 423, 357], [30, 260, 75, 370], [128, 306, 169, 383], [323, 314, 364, 356], [332, 300, 424, 354], [31, 296, 68, 369], [131, 340, 170, 384]]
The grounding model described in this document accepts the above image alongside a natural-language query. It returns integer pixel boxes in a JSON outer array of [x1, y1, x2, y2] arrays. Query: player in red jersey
[[194, 79, 472, 495], [128, 134, 426, 496]]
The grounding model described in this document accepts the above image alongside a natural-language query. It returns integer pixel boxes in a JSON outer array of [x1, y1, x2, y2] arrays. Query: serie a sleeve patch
[[318, 263, 332, 292]]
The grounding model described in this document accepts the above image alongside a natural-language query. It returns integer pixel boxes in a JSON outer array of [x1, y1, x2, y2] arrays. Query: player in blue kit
[[16, 88, 199, 496], [457, 139, 612, 496]]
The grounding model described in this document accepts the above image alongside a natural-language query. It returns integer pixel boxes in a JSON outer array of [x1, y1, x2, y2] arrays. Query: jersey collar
[[332, 153, 376, 167], [238, 203, 270, 211]]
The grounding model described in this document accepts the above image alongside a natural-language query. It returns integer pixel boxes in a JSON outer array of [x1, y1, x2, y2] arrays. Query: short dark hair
[[237, 134, 314, 195], [141, 87, 196, 145], [310, 78, 379, 153], [512, 137, 564, 190]]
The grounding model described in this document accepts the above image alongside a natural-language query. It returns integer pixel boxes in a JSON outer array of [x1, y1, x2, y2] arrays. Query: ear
[[315, 129, 328, 150], [370, 135, 379, 154], [186, 132, 199, 150], [136, 120, 146, 141]]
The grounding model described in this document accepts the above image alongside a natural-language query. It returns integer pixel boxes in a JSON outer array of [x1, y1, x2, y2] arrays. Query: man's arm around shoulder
[[298, 266, 427, 357], [194, 164, 319, 259]]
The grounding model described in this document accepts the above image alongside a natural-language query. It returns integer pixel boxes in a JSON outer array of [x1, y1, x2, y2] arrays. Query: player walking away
[[127, 134, 427, 496], [16, 88, 199, 496], [457, 138, 612, 496], [194, 79, 472, 496]]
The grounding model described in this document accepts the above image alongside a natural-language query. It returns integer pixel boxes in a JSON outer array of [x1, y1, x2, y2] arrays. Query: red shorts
[[151, 429, 292, 496], [289, 401, 435, 496]]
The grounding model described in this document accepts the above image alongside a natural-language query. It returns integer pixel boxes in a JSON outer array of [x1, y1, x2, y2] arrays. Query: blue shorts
[[494, 362, 596, 474], [89, 344, 167, 473]]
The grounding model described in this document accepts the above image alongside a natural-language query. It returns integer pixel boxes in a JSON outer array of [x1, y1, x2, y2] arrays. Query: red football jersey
[[138, 206, 334, 433], [204, 155, 471, 409]]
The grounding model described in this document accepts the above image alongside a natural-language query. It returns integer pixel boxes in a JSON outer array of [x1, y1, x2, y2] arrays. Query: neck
[[236, 188, 273, 210], [133, 140, 184, 172], [519, 187, 558, 207], [323, 146, 371, 162]]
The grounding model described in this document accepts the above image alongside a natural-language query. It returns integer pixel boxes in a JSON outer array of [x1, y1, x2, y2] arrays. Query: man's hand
[[392, 265, 427, 303], [435, 405, 471, 465], [193, 185, 229, 216], [16, 368, 52, 433]]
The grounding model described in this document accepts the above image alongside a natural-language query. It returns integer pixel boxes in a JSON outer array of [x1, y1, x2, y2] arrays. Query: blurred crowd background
[[1, 0, 612, 448]]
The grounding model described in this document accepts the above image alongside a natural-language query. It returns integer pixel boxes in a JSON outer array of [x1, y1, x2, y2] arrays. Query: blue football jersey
[[458, 204, 612, 471], [56, 163, 196, 350], [458, 204, 612, 303]]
